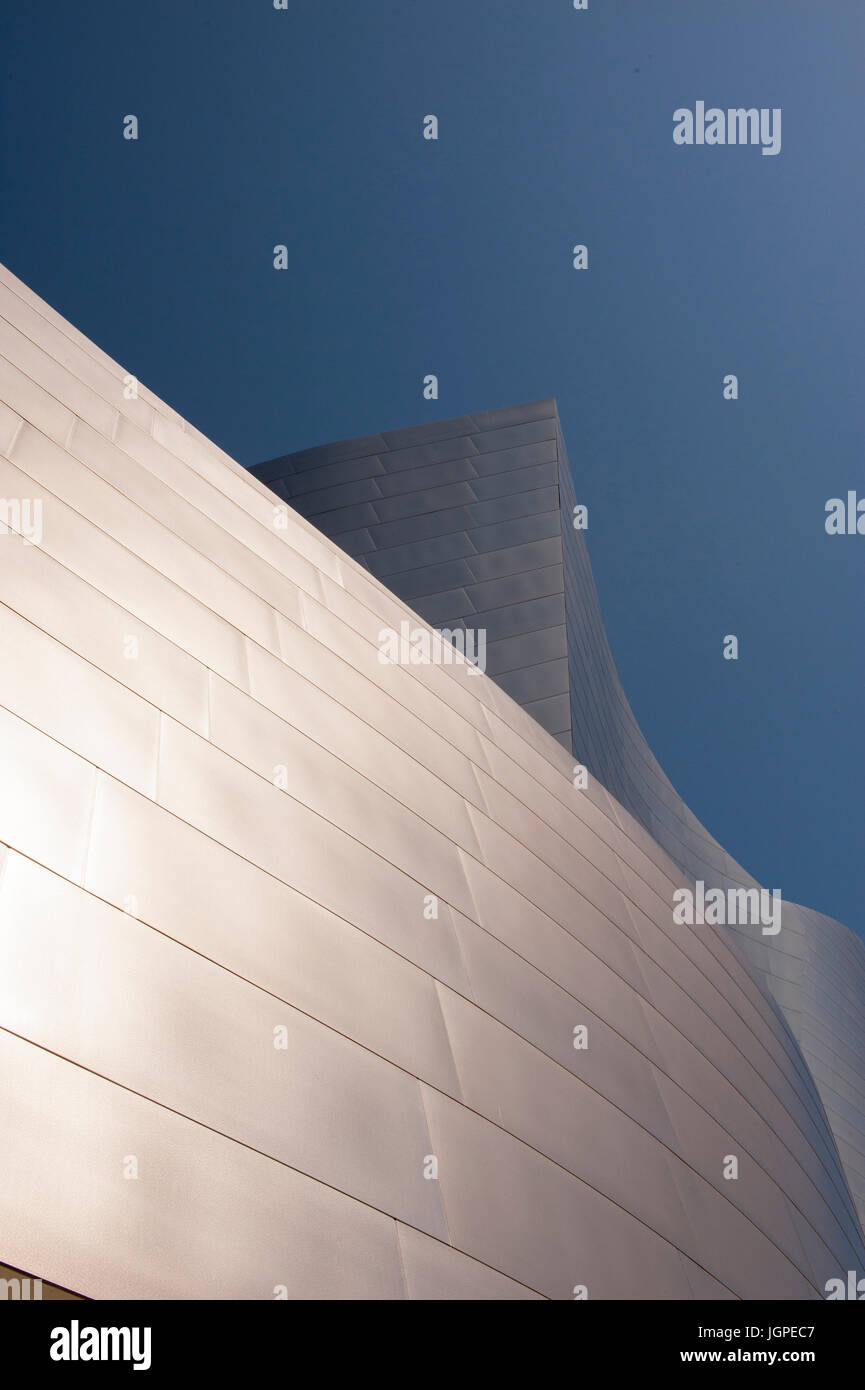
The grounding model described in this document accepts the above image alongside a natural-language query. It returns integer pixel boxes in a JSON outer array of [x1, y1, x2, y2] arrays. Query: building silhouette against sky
[[0, 265, 863, 1299]]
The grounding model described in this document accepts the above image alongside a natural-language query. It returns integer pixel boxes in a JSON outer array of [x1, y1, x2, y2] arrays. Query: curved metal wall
[[556, 418, 865, 1231], [261, 397, 865, 1243], [0, 265, 863, 1298]]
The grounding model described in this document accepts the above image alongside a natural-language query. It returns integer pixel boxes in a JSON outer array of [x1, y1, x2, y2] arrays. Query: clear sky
[[1, 1, 862, 936]]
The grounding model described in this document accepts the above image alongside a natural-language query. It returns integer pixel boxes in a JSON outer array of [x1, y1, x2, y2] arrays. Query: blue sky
[[2, 1, 862, 935]]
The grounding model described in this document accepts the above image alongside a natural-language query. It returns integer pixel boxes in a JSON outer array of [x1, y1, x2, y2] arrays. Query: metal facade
[[0, 264, 863, 1298]]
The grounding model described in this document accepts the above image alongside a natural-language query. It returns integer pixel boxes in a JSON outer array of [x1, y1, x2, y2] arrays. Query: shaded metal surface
[[255, 404, 571, 747]]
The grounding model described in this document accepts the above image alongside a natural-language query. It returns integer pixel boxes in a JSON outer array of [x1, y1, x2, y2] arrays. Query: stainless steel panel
[[0, 602, 159, 797], [0, 1028, 405, 1300], [396, 1224, 542, 1300], [0, 706, 96, 883], [0, 851, 449, 1238]]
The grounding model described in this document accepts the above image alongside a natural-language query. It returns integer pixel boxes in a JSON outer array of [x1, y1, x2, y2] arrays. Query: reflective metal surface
[[1, 261, 863, 1298]]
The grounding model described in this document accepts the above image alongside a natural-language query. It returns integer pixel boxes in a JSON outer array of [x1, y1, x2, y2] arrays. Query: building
[[258, 401, 865, 1239], [0, 262, 863, 1299]]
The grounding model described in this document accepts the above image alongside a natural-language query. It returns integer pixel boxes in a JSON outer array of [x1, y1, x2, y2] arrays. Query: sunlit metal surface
[[0, 263, 863, 1299]]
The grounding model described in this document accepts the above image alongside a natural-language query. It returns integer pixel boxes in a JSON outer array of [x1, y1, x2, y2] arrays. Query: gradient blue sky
[[2, 1, 862, 935]]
